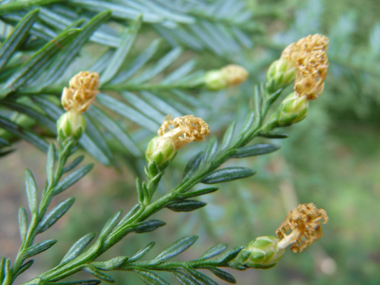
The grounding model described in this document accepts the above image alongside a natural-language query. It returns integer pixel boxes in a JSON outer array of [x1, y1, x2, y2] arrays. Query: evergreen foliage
[[1, 0, 376, 284]]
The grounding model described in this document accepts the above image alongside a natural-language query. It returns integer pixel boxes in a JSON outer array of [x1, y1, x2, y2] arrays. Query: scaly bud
[[203, 70, 227, 90], [145, 136, 176, 167], [266, 58, 296, 93], [263, 92, 309, 130], [146, 115, 210, 166], [57, 110, 86, 140], [204, 65, 248, 90], [232, 236, 285, 269], [276, 203, 328, 253], [277, 92, 309, 125]]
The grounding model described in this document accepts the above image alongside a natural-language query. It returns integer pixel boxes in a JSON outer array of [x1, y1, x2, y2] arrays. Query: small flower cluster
[[276, 203, 328, 253], [57, 71, 99, 140], [62, 71, 100, 113], [232, 203, 328, 269], [146, 115, 210, 166], [264, 34, 329, 128], [281, 34, 329, 100], [158, 115, 210, 149]]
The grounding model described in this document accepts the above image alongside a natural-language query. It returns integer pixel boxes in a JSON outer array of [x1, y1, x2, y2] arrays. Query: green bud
[[263, 93, 309, 130], [203, 70, 228, 90], [266, 58, 296, 93], [232, 236, 285, 269], [57, 110, 86, 140], [277, 92, 309, 125], [145, 136, 177, 167]]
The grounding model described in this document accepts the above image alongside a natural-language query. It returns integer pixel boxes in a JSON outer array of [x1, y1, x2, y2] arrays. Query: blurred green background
[[1, 0, 380, 284]]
